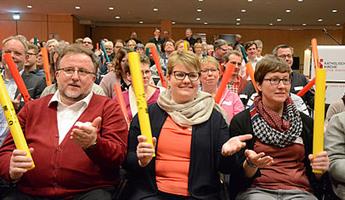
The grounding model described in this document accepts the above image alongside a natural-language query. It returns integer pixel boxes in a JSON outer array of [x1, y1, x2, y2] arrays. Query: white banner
[[310, 45, 345, 104]]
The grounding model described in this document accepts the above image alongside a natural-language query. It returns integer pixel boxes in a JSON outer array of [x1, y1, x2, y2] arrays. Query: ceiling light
[[332, 9, 338, 13], [336, 23, 341, 26], [236, 18, 241, 21], [297, 0, 303, 2], [269, 23, 273, 26], [236, 22, 240, 25], [198, 0, 203, 2], [12, 13, 20, 20], [108, 7, 114, 10], [75, 6, 80, 10], [248, 0, 253, 2], [115, 16, 120, 19], [27, 5, 32, 9], [197, 9, 202, 12], [277, 18, 282, 22], [153, 8, 158, 12], [302, 23, 307, 26], [204, 22, 208, 25], [318, 18, 323, 22], [196, 18, 201, 21], [172, 21, 176, 24], [286, 9, 291, 13], [139, 21, 144, 24], [241, 9, 246, 13]]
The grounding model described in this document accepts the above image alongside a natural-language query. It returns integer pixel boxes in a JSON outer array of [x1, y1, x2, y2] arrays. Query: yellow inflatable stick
[[128, 52, 154, 155], [0, 75, 34, 169], [312, 68, 326, 174]]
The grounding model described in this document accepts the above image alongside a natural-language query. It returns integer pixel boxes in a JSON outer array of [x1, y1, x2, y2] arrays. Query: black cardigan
[[124, 103, 235, 200], [228, 109, 323, 199]]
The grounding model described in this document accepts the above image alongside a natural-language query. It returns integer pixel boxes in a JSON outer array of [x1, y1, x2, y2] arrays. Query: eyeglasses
[[278, 54, 293, 59], [200, 68, 218, 74], [219, 47, 228, 52], [58, 67, 95, 77], [263, 78, 291, 85], [173, 71, 200, 82]]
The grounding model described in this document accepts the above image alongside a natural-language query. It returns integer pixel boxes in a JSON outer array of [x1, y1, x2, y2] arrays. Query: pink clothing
[[219, 89, 244, 123], [0, 94, 128, 198], [121, 88, 160, 121]]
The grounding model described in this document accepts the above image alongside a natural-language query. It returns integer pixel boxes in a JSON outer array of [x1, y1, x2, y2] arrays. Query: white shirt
[[48, 91, 93, 144], [0, 74, 18, 146]]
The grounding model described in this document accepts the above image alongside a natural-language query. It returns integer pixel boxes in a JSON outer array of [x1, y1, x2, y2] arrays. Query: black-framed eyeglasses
[[200, 68, 218, 74], [220, 47, 228, 52], [278, 54, 293, 59], [57, 67, 96, 77], [263, 78, 291, 85], [173, 71, 200, 82]]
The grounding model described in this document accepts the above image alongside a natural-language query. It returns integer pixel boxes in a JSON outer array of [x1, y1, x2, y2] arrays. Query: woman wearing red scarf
[[229, 55, 329, 200]]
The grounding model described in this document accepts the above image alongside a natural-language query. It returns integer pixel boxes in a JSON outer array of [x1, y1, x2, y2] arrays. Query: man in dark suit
[[185, 28, 197, 47], [148, 28, 164, 52]]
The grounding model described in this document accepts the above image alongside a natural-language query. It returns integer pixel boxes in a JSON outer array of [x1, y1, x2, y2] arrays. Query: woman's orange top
[[155, 116, 192, 196]]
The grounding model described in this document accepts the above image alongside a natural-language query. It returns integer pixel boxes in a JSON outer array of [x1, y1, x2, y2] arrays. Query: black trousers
[[3, 187, 115, 200]]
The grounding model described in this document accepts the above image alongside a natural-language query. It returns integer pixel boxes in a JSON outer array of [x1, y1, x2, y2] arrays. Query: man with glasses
[[273, 44, 314, 111], [0, 44, 128, 199], [213, 39, 231, 74], [0, 36, 46, 146], [24, 43, 43, 76]]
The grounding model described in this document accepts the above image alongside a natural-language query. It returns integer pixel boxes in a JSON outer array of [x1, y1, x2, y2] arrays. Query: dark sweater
[[124, 103, 235, 200]]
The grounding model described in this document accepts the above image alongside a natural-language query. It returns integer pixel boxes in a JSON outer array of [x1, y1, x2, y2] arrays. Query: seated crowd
[[0, 28, 342, 200]]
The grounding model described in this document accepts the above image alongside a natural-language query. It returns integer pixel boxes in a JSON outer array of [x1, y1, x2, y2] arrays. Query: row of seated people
[[0, 35, 343, 200]]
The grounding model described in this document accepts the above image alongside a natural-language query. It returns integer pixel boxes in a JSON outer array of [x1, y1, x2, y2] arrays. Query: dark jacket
[[16, 71, 46, 99], [124, 103, 235, 200], [228, 109, 323, 199]]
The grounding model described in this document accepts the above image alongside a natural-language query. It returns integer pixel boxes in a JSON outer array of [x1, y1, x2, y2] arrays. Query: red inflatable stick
[[246, 62, 259, 93], [149, 47, 167, 88], [297, 78, 315, 97], [215, 63, 235, 104], [114, 81, 130, 126], [41, 47, 52, 86], [3, 53, 31, 102]]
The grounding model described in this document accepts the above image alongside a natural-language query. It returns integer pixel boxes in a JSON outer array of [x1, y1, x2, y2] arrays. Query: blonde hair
[[175, 39, 190, 50], [167, 51, 200, 75], [199, 56, 220, 70]]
